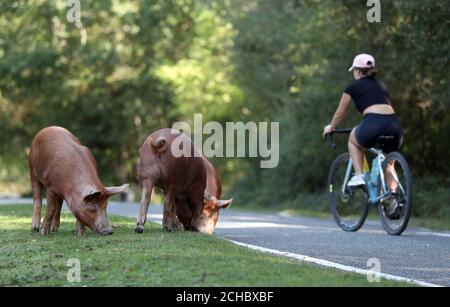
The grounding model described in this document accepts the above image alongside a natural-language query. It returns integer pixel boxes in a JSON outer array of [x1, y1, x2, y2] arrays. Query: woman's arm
[[323, 93, 352, 137], [330, 93, 352, 129]]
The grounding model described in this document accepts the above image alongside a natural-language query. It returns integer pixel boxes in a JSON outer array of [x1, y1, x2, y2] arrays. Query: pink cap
[[349, 54, 375, 72]]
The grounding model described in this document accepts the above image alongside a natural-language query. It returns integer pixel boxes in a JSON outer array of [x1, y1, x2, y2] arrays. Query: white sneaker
[[347, 174, 366, 187]]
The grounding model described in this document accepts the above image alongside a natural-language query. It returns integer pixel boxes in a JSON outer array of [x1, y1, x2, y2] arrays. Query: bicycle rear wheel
[[328, 153, 369, 232], [378, 152, 413, 236]]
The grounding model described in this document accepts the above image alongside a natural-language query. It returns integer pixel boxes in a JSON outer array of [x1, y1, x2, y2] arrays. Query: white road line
[[415, 231, 450, 238], [217, 222, 310, 229], [227, 240, 442, 288]]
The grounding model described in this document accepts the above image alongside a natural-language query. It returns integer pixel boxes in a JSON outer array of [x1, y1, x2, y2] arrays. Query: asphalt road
[[1, 198, 449, 286]]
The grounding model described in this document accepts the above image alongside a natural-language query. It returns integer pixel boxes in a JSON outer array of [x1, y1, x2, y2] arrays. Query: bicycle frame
[[342, 148, 404, 205]]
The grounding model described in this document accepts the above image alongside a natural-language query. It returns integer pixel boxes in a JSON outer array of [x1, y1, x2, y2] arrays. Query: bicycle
[[326, 129, 413, 236]]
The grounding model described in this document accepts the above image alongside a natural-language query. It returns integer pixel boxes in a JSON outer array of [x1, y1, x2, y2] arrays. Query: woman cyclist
[[323, 54, 403, 187]]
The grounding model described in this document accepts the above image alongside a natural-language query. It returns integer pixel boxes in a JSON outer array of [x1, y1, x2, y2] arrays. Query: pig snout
[[94, 218, 113, 236], [192, 215, 216, 235], [196, 224, 215, 235], [98, 225, 113, 236], [100, 227, 113, 236], [101, 230, 113, 236]]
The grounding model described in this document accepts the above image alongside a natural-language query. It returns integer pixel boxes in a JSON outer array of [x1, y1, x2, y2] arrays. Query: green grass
[[409, 217, 450, 231], [0, 205, 410, 287]]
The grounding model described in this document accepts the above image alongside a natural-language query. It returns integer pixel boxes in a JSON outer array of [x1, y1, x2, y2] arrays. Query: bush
[[412, 176, 450, 219]]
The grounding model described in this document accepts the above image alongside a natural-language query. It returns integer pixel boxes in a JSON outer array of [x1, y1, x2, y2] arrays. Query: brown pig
[[197, 157, 232, 234], [136, 128, 232, 234], [29, 126, 129, 235], [172, 157, 232, 234]]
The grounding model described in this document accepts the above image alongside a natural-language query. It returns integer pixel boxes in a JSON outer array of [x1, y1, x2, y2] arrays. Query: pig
[[136, 128, 232, 234], [196, 157, 233, 234], [173, 157, 232, 234], [29, 126, 129, 235]]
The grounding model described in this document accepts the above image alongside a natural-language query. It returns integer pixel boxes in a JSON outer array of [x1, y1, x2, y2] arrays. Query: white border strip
[[228, 240, 442, 287]]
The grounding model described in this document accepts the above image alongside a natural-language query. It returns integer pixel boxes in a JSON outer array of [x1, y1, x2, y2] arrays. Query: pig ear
[[105, 184, 129, 197], [83, 190, 104, 203], [216, 199, 233, 209]]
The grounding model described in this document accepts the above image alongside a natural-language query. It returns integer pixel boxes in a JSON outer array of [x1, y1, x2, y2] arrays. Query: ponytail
[[366, 67, 378, 77], [355, 66, 378, 77]]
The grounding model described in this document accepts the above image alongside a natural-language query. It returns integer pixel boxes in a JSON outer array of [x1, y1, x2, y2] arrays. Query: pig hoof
[[163, 224, 179, 232], [135, 226, 144, 234], [31, 225, 40, 233], [74, 230, 85, 236], [41, 228, 51, 236]]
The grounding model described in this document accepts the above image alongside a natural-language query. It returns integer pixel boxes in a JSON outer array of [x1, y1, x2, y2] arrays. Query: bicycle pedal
[[385, 201, 402, 220], [381, 195, 395, 205]]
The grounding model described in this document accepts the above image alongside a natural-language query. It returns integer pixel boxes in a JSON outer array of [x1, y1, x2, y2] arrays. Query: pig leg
[[170, 198, 184, 230], [162, 188, 181, 232], [135, 180, 153, 234], [188, 190, 205, 232], [175, 199, 191, 230], [41, 191, 59, 235], [75, 219, 86, 236], [30, 172, 43, 233], [50, 198, 63, 232]]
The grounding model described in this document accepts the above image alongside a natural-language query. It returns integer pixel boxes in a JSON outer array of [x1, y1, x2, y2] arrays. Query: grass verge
[[0, 205, 410, 287]]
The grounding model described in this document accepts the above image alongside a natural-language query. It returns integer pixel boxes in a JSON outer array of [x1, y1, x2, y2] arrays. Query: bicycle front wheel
[[328, 153, 369, 232], [378, 152, 413, 236]]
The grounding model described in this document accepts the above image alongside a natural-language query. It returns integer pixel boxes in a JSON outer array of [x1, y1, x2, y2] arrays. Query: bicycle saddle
[[374, 135, 397, 152]]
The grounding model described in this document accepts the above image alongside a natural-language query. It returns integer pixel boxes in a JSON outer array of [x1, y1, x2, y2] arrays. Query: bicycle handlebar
[[326, 134, 337, 149], [333, 128, 354, 134], [325, 128, 353, 149]]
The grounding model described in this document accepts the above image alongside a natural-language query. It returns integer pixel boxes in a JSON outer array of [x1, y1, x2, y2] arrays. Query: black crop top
[[344, 77, 391, 113]]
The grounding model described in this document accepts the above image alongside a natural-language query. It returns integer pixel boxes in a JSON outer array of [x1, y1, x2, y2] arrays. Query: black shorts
[[355, 114, 403, 153]]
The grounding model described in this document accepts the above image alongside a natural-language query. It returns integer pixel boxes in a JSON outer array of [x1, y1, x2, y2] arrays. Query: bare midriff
[[363, 104, 395, 116]]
